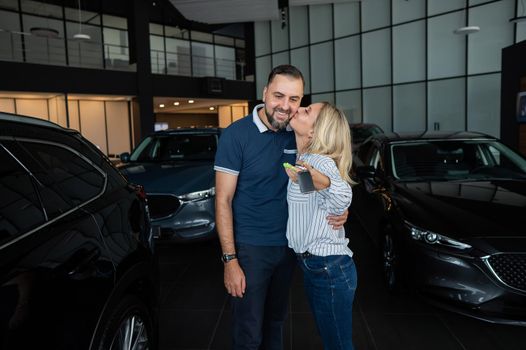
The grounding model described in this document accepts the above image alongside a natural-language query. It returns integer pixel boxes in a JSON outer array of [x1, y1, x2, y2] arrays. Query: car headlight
[[178, 187, 215, 202], [405, 222, 472, 250]]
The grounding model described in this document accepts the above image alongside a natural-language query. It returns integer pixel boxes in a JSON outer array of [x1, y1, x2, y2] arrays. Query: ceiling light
[[173, 101, 180, 106], [30, 27, 59, 38], [209, 106, 215, 111], [188, 99, 195, 104], [509, 16, 526, 23], [453, 26, 480, 35], [159, 104, 165, 108]]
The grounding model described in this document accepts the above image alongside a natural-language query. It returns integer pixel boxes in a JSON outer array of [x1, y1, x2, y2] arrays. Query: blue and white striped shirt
[[286, 153, 353, 257]]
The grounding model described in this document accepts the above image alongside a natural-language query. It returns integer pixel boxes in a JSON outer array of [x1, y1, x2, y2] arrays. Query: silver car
[[119, 128, 219, 242]]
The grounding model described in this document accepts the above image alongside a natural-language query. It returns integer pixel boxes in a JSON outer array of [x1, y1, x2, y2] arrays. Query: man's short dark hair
[[267, 64, 305, 87]]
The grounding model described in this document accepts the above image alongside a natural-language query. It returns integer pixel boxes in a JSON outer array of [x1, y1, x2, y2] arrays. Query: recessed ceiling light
[[159, 104, 165, 108], [209, 106, 215, 111], [173, 101, 180, 106], [188, 99, 195, 104], [453, 26, 480, 35]]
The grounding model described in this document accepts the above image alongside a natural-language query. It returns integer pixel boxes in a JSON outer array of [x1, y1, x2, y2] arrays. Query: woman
[[285, 102, 356, 350]]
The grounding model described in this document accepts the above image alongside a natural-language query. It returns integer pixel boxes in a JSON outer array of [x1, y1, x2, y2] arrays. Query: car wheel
[[93, 295, 154, 350], [382, 233, 399, 293]]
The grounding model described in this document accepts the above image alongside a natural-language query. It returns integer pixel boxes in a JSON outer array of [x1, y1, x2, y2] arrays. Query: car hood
[[119, 161, 214, 195], [393, 179, 526, 240]]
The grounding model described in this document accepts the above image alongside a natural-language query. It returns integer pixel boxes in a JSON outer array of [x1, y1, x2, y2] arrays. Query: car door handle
[[66, 248, 100, 278]]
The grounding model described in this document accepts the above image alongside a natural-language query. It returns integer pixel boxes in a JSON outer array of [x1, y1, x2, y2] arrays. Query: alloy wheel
[[109, 314, 150, 350]]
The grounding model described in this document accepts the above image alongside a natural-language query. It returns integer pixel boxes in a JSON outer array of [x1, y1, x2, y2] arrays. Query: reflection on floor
[[158, 220, 524, 350]]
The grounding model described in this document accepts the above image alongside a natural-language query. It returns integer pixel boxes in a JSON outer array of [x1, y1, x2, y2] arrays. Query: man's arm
[[215, 171, 246, 298]]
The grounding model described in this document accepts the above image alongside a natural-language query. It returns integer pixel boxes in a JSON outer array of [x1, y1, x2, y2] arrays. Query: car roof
[[368, 131, 497, 143], [0, 111, 73, 132]]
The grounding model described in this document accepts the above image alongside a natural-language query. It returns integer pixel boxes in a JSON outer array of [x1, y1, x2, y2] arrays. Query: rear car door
[[0, 135, 114, 349]]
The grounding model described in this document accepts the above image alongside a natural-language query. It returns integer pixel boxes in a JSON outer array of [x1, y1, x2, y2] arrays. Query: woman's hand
[[285, 167, 299, 183], [298, 161, 330, 190]]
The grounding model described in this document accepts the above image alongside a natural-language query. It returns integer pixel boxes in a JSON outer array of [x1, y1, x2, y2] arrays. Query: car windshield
[[352, 126, 383, 144], [130, 133, 217, 162], [390, 139, 526, 181]]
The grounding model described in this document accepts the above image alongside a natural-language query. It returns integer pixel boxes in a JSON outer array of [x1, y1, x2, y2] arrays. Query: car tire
[[382, 233, 400, 293], [92, 295, 155, 350]]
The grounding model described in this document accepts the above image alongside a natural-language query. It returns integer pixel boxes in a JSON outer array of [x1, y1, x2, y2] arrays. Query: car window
[[4, 140, 106, 219], [0, 144, 46, 244], [131, 134, 218, 162]]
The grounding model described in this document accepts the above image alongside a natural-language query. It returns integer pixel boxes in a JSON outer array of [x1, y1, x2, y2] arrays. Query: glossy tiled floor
[[158, 219, 524, 350]]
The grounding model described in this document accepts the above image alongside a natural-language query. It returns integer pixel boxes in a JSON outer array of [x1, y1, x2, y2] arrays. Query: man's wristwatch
[[221, 253, 237, 263]]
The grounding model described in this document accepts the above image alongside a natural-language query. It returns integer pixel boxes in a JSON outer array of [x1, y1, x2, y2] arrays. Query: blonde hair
[[306, 102, 355, 184]]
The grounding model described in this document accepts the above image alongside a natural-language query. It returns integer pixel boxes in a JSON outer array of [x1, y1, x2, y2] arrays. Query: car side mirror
[[120, 152, 130, 163], [356, 165, 376, 179]]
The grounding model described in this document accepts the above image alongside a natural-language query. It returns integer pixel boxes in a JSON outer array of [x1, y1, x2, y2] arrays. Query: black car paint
[[352, 131, 526, 325], [0, 114, 158, 349]]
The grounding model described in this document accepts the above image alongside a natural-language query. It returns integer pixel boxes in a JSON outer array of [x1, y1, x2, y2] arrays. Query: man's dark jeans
[[231, 243, 296, 350]]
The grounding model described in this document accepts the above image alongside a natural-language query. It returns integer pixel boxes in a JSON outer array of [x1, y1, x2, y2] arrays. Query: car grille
[[486, 253, 526, 292], [147, 194, 181, 220]]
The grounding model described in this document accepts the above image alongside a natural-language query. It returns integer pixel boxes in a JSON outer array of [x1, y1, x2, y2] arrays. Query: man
[[214, 65, 347, 350]]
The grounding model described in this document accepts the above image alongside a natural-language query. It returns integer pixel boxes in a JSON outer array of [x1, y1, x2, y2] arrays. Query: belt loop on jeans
[[296, 251, 313, 259]]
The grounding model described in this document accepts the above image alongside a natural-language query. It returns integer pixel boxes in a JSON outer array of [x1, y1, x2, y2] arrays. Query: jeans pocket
[[301, 256, 327, 274]]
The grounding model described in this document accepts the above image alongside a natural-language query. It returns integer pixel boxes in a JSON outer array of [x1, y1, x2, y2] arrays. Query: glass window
[[256, 55, 271, 98], [310, 41, 334, 94], [468, 0, 514, 74], [428, 11, 466, 79], [215, 35, 234, 46], [363, 86, 392, 132], [13, 140, 105, 218], [290, 47, 310, 94], [334, 2, 360, 37], [336, 90, 362, 123], [428, 78, 465, 131], [165, 38, 191, 76], [22, 0, 62, 19], [517, 23, 526, 43], [103, 27, 130, 70], [392, 0, 425, 24], [289, 6, 308, 48], [0, 10, 23, 62], [362, 28, 391, 87], [102, 15, 127, 30], [468, 73, 501, 137], [254, 21, 270, 56], [130, 134, 217, 162], [22, 14, 66, 66], [335, 36, 361, 90], [362, 0, 390, 31], [150, 35, 165, 74], [191, 42, 214, 77], [311, 93, 335, 104], [0, 0, 18, 11], [235, 38, 245, 48], [0, 144, 45, 243], [149, 23, 163, 35], [271, 15, 289, 52], [191, 31, 213, 43], [393, 83, 426, 132], [66, 22, 103, 69], [427, 0, 465, 16], [64, 8, 100, 25], [393, 20, 425, 84], [309, 4, 332, 44], [165, 25, 189, 39], [216, 46, 236, 80]]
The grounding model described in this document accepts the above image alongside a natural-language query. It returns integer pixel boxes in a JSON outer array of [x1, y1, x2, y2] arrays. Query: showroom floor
[[158, 219, 524, 350]]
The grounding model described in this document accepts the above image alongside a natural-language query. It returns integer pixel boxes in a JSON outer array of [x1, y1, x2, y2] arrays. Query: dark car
[[352, 131, 526, 325], [0, 113, 158, 349], [118, 128, 219, 242]]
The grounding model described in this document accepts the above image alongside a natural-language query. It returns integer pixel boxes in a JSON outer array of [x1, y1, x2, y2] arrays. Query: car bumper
[[404, 244, 526, 325], [151, 197, 216, 242]]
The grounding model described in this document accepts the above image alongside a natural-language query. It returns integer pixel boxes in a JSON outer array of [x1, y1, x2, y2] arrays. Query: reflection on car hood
[[393, 180, 526, 239], [119, 161, 214, 195]]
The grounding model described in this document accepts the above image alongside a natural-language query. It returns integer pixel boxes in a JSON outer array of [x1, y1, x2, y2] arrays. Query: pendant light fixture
[[73, 0, 91, 40]]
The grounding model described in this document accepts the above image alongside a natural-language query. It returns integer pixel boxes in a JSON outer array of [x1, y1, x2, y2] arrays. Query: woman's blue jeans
[[298, 254, 358, 350]]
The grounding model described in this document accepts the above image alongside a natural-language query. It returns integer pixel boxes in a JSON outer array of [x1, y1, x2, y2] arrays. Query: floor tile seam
[[357, 301, 379, 350], [435, 314, 468, 350], [207, 294, 229, 350]]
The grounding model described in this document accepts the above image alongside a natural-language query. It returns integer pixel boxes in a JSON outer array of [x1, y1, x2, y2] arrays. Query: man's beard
[[265, 106, 290, 130]]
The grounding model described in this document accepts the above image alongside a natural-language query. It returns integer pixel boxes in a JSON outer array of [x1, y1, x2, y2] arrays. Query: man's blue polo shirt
[[214, 104, 297, 246]]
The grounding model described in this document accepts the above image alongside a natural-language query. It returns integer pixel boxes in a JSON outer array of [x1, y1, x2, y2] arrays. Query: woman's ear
[[308, 129, 314, 139]]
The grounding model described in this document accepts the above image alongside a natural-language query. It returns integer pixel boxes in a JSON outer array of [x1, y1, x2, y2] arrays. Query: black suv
[[0, 113, 158, 349]]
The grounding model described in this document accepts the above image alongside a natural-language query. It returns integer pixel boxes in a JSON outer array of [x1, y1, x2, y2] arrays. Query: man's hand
[[327, 208, 349, 229], [224, 260, 246, 298]]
